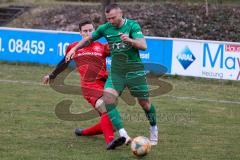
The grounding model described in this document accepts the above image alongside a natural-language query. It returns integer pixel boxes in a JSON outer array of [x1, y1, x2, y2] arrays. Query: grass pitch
[[0, 62, 239, 160]]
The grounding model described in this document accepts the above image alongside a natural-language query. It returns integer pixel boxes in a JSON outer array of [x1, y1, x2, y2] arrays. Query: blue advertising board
[[2, 27, 239, 80], [0, 27, 172, 73]]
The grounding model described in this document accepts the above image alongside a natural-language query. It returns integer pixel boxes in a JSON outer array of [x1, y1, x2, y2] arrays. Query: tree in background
[[205, 0, 209, 16]]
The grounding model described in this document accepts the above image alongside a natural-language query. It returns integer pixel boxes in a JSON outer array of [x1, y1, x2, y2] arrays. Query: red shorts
[[81, 80, 105, 107]]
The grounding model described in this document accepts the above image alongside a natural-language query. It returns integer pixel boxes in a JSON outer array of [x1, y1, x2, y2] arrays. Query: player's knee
[[103, 88, 118, 104], [138, 99, 150, 110], [95, 98, 107, 113], [103, 94, 116, 104]]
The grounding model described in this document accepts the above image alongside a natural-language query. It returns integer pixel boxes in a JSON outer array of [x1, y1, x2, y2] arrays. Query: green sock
[[106, 104, 123, 130], [144, 104, 157, 126]]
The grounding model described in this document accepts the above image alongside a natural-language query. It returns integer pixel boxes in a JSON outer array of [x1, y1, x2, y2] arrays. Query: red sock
[[81, 122, 103, 136], [100, 113, 114, 145]]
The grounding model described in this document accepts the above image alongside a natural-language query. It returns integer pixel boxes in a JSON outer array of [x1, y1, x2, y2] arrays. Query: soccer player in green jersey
[[66, 3, 158, 148]]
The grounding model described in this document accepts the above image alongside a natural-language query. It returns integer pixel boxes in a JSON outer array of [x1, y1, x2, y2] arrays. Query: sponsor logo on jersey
[[76, 52, 102, 57], [109, 42, 132, 51]]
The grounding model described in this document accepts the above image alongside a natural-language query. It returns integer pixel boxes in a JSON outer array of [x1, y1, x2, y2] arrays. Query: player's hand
[[120, 32, 133, 44], [42, 75, 50, 84], [65, 49, 75, 62]]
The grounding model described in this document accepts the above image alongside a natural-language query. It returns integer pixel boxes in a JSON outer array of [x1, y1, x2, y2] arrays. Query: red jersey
[[66, 41, 110, 84]]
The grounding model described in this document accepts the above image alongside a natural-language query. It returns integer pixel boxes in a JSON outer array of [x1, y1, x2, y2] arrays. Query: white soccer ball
[[131, 136, 151, 157]]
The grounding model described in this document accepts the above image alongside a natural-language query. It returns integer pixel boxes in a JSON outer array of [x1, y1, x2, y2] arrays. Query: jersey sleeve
[[50, 44, 73, 79], [65, 42, 77, 56], [130, 22, 144, 39], [103, 43, 110, 57], [91, 24, 105, 41], [65, 45, 72, 55]]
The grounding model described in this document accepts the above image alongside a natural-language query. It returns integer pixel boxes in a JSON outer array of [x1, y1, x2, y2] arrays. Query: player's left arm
[[120, 22, 147, 50], [66, 24, 105, 62], [65, 36, 92, 62]]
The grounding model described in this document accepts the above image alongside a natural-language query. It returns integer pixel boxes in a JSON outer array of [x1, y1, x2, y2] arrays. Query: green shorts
[[104, 70, 149, 99]]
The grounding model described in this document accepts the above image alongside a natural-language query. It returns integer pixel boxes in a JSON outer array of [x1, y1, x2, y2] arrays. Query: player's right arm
[[42, 58, 70, 84], [43, 44, 73, 84], [103, 43, 110, 57]]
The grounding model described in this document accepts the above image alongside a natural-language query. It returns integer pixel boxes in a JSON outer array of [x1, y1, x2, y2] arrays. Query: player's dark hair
[[78, 18, 93, 31], [105, 3, 120, 13]]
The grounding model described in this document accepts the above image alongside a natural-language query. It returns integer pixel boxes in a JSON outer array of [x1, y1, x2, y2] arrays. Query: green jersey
[[92, 19, 145, 73]]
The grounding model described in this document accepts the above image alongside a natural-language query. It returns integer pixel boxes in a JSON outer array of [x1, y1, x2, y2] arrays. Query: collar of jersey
[[113, 18, 127, 29], [119, 18, 127, 28]]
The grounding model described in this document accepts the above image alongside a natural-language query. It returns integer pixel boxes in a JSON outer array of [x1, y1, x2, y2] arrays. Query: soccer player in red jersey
[[42, 18, 126, 150]]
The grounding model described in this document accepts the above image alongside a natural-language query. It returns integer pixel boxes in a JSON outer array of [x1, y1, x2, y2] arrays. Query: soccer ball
[[131, 136, 151, 157]]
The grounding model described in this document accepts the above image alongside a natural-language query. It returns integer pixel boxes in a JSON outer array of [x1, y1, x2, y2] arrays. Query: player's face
[[105, 8, 123, 27], [80, 24, 94, 38]]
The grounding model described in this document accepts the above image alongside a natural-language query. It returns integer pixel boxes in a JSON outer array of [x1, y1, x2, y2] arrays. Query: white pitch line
[[0, 79, 44, 86], [163, 95, 240, 105], [0, 79, 240, 105]]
